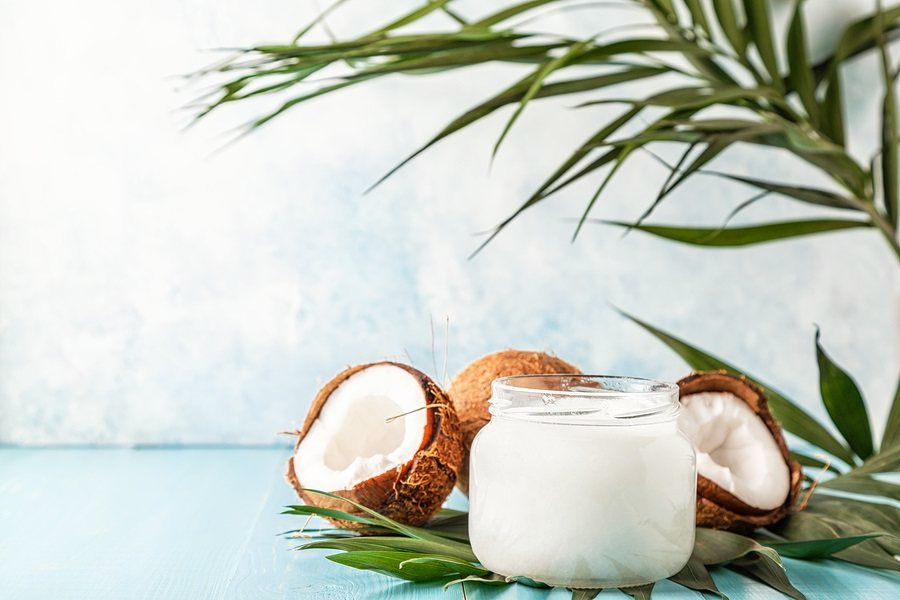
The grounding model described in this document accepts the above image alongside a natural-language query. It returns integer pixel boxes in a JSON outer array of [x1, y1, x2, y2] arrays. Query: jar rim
[[490, 374, 679, 425]]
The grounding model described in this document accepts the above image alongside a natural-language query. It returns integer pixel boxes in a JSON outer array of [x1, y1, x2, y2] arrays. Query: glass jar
[[468, 375, 696, 589]]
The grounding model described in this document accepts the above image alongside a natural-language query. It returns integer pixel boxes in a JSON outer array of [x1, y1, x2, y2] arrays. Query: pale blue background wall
[[1, 0, 897, 444]]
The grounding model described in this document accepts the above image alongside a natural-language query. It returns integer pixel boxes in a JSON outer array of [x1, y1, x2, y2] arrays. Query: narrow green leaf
[[620, 583, 654, 599], [604, 219, 871, 247], [578, 38, 716, 62], [282, 504, 380, 526], [669, 556, 726, 598], [786, 0, 818, 123], [833, 544, 900, 571], [852, 443, 900, 475], [805, 496, 900, 534], [571, 590, 602, 600], [441, 6, 467, 25], [728, 555, 805, 600], [662, 118, 766, 132], [790, 451, 843, 474], [819, 474, 900, 500], [575, 85, 780, 112], [762, 533, 884, 558], [704, 172, 858, 210], [883, 376, 900, 447], [693, 528, 783, 567], [712, 124, 866, 196], [356, 42, 566, 76], [647, 4, 738, 84], [326, 550, 472, 582], [299, 489, 468, 547], [443, 574, 509, 589], [399, 555, 488, 577], [712, 0, 748, 59], [619, 311, 856, 464], [684, 0, 711, 35], [816, 328, 874, 459], [493, 41, 589, 158], [819, 6, 900, 83], [820, 75, 846, 146], [256, 32, 530, 64], [802, 498, 900, 555], [776, 511, 900, 571], [813, 7, 900, 145], [432, 507, 466, 519], [743, 0, 783, 91], [648, 0, 677, 22], [299, 536, 477, 562], [423, 510, 469, 541], [877, 5, 899, 225]]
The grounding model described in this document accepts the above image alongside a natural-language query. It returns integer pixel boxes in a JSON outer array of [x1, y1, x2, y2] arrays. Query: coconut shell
[[449, 349, 581, 495], [286, 361, 464, 527], [678, 371, 803, 533]]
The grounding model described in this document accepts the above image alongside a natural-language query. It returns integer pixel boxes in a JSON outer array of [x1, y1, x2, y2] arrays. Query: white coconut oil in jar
[[468, 375, 696, 589]]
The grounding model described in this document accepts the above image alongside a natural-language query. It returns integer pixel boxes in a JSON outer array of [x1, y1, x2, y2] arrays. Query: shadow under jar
[[468, 375, 697, 589]]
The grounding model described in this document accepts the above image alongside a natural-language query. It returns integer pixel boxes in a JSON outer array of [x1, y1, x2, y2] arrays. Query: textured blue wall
[[0, 0, 897, 444]]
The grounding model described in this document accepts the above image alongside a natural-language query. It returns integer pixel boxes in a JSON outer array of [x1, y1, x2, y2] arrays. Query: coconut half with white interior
[[678, 371, 802, 532], [287, 361, 463, 527]]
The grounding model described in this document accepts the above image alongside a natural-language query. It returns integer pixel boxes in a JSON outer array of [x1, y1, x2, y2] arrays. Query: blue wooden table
[[1, 448, 897, 599]]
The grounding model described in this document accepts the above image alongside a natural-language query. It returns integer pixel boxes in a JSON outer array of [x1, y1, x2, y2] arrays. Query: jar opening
[[490, 374, 679, 425]]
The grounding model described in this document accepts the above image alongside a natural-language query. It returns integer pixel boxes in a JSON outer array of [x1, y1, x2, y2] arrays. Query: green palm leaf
[[618, 310, 855, 463], [603, 218, 871, 247], [728, 555, 804, 600], [712, 0, 748, 60], [816, 328, 874, 459], [703, 172, 858, 210], [786, 0, 817, 124], [743, 0, 782, 91], [668, 557, 724, 598], [191, 0, 900, 260], [877, 5, 899, 225], [762, 534, 884, 559], [684, 0, 711, 35], [883, 377, 900, 448]]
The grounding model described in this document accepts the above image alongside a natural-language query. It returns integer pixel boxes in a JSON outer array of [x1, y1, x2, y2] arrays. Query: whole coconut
[[449, 349, 581, 495]]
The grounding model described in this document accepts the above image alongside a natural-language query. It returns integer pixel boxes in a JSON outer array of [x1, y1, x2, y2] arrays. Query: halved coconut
[[678, 371, 802, 532], [449, 349, 581, 495], [286, 361, 463, 527]]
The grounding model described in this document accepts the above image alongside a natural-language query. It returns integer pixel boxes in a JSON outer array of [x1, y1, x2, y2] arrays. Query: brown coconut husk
[[286, 361, 464, 527], [449, 349, 582, 495], [678, 371, 803, 533]]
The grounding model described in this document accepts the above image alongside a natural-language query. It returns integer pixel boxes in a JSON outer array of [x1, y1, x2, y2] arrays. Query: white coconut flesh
[[679, 391, 790, 510], [293, 364, 428, 491]]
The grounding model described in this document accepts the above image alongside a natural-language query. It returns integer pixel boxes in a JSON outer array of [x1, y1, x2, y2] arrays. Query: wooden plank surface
[[0, 448, 897, 599]]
